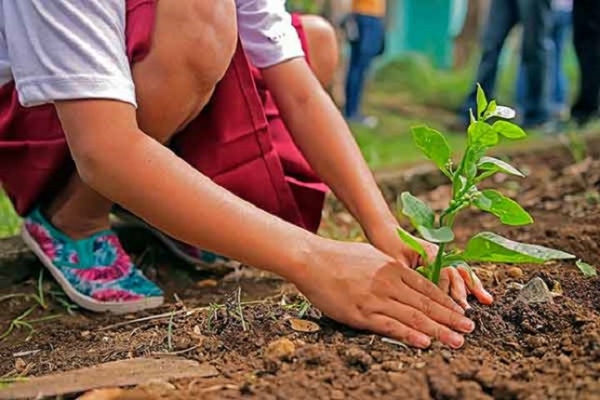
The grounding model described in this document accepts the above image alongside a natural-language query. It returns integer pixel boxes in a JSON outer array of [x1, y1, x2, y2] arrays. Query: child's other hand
[[438, 265, 494, 309]]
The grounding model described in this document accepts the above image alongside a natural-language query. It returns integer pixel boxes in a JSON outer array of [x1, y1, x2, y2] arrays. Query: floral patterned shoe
[[21, 208, 164, 314], [110, 208, 241, 270]]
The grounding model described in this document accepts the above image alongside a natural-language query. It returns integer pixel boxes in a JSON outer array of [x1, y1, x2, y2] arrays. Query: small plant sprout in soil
[[397, 85, 576, 285]]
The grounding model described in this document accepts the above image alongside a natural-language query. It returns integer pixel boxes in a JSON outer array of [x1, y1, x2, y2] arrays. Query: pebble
[[414, 362, 426, 370], [525, 336, 548, 348], [507, 267, 524, 279], [381, 361, 403, 372], [558, 355, 572, 368], [516, 277, 553, 304], [441, 350, 453, 362], [14, 358, 26, 373], [331, 390, 345, 400], [265, 338, 295, 361], [343, 348, 373, 371]]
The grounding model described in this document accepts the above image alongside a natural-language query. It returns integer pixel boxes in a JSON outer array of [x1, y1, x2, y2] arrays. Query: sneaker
[[347, 115, 379, 129], [110, 208, 241, 270], [21, 208, 164, 314]]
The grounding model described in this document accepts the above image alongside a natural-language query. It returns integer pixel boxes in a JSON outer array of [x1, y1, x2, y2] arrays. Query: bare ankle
[[44, 207, 111, 240]]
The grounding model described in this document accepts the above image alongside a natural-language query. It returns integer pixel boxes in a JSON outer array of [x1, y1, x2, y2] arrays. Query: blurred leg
[[518, 0, 552, 126], [571, 0, 600, 123], [460, 0, 518, 122], [552, 10, 572, 112], [344, 14, 384, 119]]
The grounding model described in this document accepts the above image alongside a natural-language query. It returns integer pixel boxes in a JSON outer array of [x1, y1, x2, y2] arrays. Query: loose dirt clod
[[289, 318, 320, 333], [343, 348, 373, 371], [13, 358, 26, 373], [507, 267, 524, 279], [265, 338, 295, 361]]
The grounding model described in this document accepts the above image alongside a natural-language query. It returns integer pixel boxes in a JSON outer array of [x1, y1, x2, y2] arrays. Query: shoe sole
[[111, 212, 240, 270], [21, 228, 164, 315]]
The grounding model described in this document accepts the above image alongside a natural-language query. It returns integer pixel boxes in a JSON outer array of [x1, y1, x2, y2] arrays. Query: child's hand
[[294, 239, 475, 349], [367, 223, 493, 309]]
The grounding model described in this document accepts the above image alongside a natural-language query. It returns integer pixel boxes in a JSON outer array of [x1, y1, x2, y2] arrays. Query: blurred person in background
[[343, 0, 386, 128], [458, 0, 552, 130], [516, 0, 572, 123], [571, 0, 600, 126]]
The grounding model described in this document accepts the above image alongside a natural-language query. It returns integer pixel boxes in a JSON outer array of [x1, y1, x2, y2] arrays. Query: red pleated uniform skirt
[[0, 0, 327, 233]]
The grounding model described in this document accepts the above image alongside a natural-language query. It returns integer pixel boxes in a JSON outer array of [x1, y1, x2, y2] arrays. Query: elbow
[[67, 133, 131, 192], [69, 139, 109, 189]]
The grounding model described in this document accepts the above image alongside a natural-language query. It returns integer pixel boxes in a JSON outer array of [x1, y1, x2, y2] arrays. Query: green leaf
[[400, 192, 435, 229], [474, 190, 533, 226], [492, 121, 527, 139], [476, 84, 488, 119], [462, 232, 576, 264], [483, 100, 497, 119], [417, 226, 454, 244], [468, 121, 499, 147], [411, 125, 452, 173], [396, 227, 429, 262], [478, 156, 525, 178], [576, 260, 598, 278]]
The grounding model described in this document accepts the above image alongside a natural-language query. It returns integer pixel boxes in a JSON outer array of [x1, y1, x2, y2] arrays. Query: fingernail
[[417, 336, 431, 349], [461, 319, 475, 333], [450, 333, 464, 348]]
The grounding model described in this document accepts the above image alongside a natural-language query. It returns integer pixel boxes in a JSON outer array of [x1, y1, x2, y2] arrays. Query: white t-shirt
[[0, 0, 304, 108]]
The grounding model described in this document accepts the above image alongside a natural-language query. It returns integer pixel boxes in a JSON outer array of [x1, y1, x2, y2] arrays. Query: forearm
[[262, 59, 397, 236], [72, 128, 316, 282]]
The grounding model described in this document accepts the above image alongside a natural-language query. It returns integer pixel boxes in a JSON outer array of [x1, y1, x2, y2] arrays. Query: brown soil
[[1, 141, 600, 399]]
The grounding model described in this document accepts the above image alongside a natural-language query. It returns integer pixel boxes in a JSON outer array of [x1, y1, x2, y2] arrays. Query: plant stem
[[431, 243, 445, 284]]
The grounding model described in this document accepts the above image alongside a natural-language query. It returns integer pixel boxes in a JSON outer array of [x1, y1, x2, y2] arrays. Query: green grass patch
[[0, 190, 20, 238]]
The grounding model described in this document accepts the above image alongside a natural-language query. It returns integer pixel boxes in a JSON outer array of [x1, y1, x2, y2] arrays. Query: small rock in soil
[[381, 361, 403, 372], [14, 358, 26, 373], [558, 354, 572, 368], [507, 267, 524, 279], [474, 366, 497, 390], [525, 335, 548, 348], [441, 350, 453, 362], [343, 348, 373, 371], [265, 338, 295, 361], [414, 362, 426, 370], [331, 390, 345, 400], [289, 319, 320, 333], [516, 277, 554, 304]]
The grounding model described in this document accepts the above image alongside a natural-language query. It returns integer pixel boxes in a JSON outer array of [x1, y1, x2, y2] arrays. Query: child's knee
[[132, 0, 238, 141], [181, 0, 238, 84], [301, 15, 339, 87]]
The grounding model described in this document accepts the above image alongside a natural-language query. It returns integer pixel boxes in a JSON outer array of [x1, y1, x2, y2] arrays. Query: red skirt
[[0, 0, 327, 233]]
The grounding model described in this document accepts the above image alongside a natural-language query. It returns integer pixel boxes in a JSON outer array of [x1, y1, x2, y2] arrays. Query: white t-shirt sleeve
[[2, 0, 136, 107], [236, 0, 305, 69]]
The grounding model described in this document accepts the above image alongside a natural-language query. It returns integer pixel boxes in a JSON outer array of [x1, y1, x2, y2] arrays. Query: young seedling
[[397, 85, 576, 285]]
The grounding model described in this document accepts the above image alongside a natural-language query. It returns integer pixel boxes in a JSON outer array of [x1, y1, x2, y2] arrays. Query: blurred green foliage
[[0, 189, 20, 238], [287, 0, 321, 13]]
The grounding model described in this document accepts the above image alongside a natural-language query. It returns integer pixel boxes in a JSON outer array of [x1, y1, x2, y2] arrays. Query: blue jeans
[[344, 13, 385, 119], [460, 0, 552, 126], [516, 9, 572, 115]]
